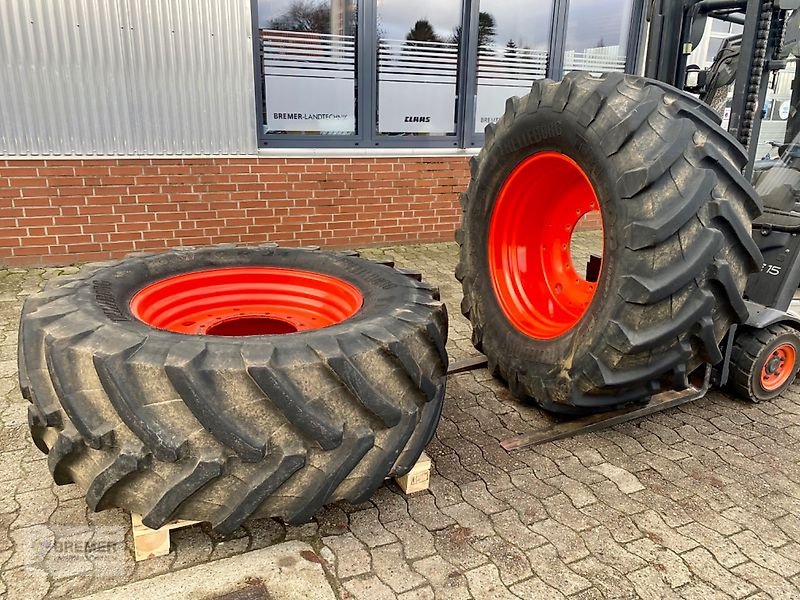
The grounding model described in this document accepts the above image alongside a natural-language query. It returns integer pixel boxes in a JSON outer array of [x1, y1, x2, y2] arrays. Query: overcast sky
[[260, 0, 632, 51]]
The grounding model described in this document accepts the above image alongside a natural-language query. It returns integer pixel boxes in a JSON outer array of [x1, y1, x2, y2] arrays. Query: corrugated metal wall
[[0, 0, 258, 156]]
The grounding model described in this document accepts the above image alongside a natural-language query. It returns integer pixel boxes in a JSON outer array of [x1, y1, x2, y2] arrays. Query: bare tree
[[268, 0, 331, 33]]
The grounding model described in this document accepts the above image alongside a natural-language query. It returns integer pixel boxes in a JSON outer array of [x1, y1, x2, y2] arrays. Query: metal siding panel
[[0, 0, 257, 155]]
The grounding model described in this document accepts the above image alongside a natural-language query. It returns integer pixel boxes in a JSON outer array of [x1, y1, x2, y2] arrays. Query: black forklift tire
[[19, 245, 447, 534], [729, 324, 800, 402], [456, 71, 762, 413]]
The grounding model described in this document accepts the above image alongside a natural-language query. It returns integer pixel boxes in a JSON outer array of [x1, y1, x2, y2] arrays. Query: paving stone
[[315, 504, 350, 536], [543, 493, 599, 532], [343, 575, 396, 600], [460, 480, 508, 514], [526, 544, 592, 595], [490, 509, 548, 551], [10, 489, 57, 530], [470, 536, 532, 585], [349, 507, 397, 548], [464, 564, 519, 600], [371, 542, 426, 593], [626, 538, 691, 588], [580, 502, 643, 544], [731, 561, 800, 599], [2, 565, 50, 600], [626, 566, 682, 600], [412, 555, 470, 600], [323, 533, 371, 579], [509, 576, 567, 599], [631, 488, 694, 528], [730, 530, 800, 577], [590, 462, 645, 494], [407, 494, 456, 531], [384, 517, 436, 561], [531, 518, 590, 564], [632, 510, 699, 553], [432, 526, 488, 571], [722, 507, 789, 548], [681, 547, 756, 598], [590, 480, 646, 516], [570, 556, 638, 598], [545, 475, 597, 508], [579, 526, 646, 574], [441, 502, 494, 538], [398, 585, 435, 600], [677, 580, 735, 600], [677, 522, 747, 568]]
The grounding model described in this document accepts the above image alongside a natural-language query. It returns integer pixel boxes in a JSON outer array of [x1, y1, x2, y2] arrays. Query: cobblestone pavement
[[3, 240, 800, 599]]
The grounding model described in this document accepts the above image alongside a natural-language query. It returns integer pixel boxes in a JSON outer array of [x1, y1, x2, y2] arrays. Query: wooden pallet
[[131, 451, 432, 561]]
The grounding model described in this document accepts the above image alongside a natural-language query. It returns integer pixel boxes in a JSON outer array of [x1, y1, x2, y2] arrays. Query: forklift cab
[[645, 0, 800, 314]]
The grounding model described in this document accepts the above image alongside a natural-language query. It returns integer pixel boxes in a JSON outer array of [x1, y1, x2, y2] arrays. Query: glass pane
[[377, 0, 462, 136], [473, 0, 552, 133], [259, 0, 358, 135], [757, 61, 796, 160], [687, 18, 745, 130], [564, 0, 633, 73]]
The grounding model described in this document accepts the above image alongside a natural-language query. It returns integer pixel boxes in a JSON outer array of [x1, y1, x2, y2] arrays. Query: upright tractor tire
[[19, 245, 447, 533], [456, 72, 763, 413]]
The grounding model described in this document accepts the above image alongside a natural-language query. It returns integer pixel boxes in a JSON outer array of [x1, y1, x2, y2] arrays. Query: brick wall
[[0, 157, 469, 266]]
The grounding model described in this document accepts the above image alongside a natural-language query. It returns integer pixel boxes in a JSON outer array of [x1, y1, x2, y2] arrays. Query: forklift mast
[[644, 0, 798, 178]]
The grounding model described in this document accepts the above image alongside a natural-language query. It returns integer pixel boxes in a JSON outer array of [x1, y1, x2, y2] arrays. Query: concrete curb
[[76, 540, 335, 600]]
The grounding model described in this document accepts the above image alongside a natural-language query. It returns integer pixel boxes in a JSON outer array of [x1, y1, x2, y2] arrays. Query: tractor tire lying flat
[[456, 72, 763, 413], [19, 246, 447, 533]]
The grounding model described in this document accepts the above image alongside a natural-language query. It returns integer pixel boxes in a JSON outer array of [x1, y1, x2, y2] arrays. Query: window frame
[[252, 0, 647, 149]]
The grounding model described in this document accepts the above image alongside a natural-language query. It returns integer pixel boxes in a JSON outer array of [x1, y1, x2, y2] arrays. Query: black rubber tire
[[19, 245, 447, 533], [729, 324, 800, 402], [456, 72, 763, 413]]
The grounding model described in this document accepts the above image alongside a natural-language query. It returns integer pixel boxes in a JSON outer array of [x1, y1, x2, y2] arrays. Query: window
[[563, 0, 634, 74], [472, 0, 552, 133], [376, 0, 463, 137], [255, 0, 644, 148], [259, 0, 358, 137]]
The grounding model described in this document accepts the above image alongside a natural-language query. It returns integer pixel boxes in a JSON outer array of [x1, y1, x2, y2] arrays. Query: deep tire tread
[[19, 245, 447, 532], [458, 72, 761, 413]]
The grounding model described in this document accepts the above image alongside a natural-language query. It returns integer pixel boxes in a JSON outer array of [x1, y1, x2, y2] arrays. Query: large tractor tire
[[19, 245, 446, 533], [456, 72, 762, 413]]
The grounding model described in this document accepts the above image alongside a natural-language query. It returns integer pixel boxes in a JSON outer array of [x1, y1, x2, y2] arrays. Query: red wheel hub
[[130, 267, 363, 336], [488, 152, 603, 339], [760, 343, 796, 391]]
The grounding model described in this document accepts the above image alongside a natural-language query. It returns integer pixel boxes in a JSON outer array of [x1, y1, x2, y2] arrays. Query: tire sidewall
[[67, 247, 427, 348]]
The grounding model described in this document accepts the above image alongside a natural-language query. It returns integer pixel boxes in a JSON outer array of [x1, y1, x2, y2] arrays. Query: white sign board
[[475, 85, 530, 133], [780, 100, 791, 120], [265, 76, 355, 133], [378, 81, 455, 134]]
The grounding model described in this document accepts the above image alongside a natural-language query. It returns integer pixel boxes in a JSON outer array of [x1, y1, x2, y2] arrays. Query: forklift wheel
[[729, 324, 800, 402]]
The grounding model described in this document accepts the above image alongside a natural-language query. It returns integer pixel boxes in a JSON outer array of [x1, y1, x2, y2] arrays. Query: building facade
[[1, 0, 642, 265]]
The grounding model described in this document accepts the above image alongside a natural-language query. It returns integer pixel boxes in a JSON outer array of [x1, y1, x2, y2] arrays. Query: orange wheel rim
[[760, 343, 796, 391], [488, 152, 604, 339], [130, 267, 363, 336]]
